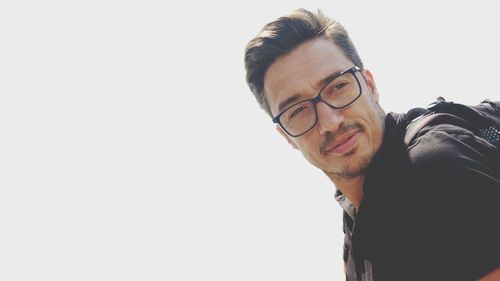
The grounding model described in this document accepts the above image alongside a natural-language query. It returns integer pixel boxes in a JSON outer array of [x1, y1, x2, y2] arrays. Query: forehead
[[264, 38, 353, 116]]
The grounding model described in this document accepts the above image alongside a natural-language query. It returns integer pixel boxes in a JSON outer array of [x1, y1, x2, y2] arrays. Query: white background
[[1, 0, 499, 280]]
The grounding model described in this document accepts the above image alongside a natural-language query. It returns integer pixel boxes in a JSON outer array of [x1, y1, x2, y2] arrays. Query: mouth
[[324, 130, 361, 155]]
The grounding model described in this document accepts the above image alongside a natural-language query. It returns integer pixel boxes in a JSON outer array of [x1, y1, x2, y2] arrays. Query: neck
[[328, 174, 365, 211]]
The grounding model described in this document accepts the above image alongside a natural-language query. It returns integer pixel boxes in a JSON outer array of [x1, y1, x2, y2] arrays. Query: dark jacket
[[342, 111, 500, 281]]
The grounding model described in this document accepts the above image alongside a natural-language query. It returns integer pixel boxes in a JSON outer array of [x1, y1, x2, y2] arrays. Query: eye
[[324, 81, 351, 97], [284, 102, 313, 122], [288, 106, 306, 119], [335, 82, 348, 89]]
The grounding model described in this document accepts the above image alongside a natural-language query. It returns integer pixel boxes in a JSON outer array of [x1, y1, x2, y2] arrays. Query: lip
[[325, 130, 360, 154]]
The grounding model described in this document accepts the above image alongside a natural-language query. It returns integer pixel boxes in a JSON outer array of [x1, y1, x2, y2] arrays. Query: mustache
[[320, 123, 363, 154]]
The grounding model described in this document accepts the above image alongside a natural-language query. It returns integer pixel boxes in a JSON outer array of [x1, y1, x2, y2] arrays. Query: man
[[244, 8, 500, 281]]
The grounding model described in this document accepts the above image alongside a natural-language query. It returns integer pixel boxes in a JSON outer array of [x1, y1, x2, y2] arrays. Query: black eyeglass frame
[[272, 66, 363, 137]]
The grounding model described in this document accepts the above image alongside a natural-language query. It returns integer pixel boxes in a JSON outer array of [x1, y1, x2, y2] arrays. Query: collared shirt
[[335, 191, 373, 281]]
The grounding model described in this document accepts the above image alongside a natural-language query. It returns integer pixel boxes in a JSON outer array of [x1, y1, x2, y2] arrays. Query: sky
[[1, 0, 499, 280]]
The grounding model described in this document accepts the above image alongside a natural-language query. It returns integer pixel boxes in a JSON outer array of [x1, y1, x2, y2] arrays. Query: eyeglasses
[[272, 66, 363, 137]]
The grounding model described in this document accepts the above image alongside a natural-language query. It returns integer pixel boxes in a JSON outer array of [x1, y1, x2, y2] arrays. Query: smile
[[325, 130, 360, 154]]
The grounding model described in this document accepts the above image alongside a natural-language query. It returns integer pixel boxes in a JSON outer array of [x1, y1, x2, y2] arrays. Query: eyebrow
[[317, 69, 343, 89], [277, 95, 301, 113], [276, 70, 344, 114]]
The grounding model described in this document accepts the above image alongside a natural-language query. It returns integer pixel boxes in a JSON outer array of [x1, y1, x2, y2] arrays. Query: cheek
[[295, 136, 322, 163], [296, 142, 314, 156]]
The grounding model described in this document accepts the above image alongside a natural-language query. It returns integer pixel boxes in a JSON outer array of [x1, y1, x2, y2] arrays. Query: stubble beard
[[326, 148, 373, 180]]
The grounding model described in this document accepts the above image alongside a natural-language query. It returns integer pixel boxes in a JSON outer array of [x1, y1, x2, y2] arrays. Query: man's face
[[263, 38, 385, 181]]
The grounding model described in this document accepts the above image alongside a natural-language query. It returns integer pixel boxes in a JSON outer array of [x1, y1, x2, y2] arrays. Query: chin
[[324, 151, 373, 180]]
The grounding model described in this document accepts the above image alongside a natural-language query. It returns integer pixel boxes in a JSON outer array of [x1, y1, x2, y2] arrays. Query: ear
[[276, 125, 299, 150], [361, 69, 380, 103]]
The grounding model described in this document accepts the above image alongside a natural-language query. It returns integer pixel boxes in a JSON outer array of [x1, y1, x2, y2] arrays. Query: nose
[[316, 101, 344, 135]]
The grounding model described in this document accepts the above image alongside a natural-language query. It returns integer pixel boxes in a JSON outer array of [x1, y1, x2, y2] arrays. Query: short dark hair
[[244, 8, 364, 117]]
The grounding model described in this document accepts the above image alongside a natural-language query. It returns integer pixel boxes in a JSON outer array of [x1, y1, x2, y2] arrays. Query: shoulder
[[395, 115, 500, 280], [403, 118, 500, 201], [406, 118, 495, 171], [374, 112, 500, 280], [408, 124, 468, 164]]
